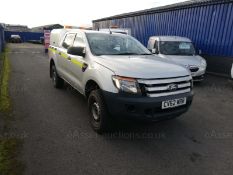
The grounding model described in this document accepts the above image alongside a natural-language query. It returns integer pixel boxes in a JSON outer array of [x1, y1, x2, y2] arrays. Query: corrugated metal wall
[[93, 2, 233, 57], [4, 31, 43, 43], [0, 25, 4, 52]]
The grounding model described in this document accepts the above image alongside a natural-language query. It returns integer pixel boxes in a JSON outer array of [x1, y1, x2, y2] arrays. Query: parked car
[[9, 35, 22, 43], [40, 37, 44, 44], [147, 36, 207, 81], [231, 64, 233, 79], [49, 29, 194, 133]]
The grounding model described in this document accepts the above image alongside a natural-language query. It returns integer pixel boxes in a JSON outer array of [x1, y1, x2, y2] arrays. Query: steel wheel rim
[[52, 68, 56, 85], [92, 101, 100, 121]]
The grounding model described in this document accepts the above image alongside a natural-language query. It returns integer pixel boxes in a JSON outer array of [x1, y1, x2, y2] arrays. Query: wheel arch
[[50, 59, 55, 78], [85, 79, 101, 98]]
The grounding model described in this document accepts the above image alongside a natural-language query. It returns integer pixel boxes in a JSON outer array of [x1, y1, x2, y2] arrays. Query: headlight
[[112, 76, 141, 94], [200, 59, 207, 69]]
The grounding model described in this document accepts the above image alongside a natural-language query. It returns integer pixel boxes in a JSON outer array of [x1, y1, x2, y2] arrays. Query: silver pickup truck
[[49, 29, 193, 133]]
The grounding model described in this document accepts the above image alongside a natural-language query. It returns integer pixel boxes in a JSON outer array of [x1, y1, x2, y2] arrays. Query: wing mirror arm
[[152, 48, 159, 54]]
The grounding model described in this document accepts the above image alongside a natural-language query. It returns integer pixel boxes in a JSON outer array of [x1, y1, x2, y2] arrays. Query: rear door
[[67, 33, 86, 92], [57, 33, 76, 81]]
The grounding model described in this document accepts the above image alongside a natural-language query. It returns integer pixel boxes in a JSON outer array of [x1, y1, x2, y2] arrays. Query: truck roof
[[150, 36, 191, 42], [66, 29, 128, 35], [50, 29, 128, 47], [51, 28, 130, 36]]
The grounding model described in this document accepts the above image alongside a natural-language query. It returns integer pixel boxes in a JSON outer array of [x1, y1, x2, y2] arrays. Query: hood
[[94, 55, 190, 79], [159, 54, 204, 67]]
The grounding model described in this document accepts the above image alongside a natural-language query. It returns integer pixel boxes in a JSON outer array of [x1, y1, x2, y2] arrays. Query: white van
[[148, 36, 207, 81]]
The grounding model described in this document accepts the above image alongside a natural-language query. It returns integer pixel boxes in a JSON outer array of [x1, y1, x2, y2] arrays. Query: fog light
[[126, 105, 136, 113]]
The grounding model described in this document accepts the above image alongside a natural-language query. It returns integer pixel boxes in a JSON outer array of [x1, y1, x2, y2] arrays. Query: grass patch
[[0, 47, 24, 175], [0, 138, 24, 175], [0, 48, 11, 113]]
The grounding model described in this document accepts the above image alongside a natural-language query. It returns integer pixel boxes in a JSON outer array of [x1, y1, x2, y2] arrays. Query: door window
[[73, 35, 85, 47], [62, 34, 76, 49]]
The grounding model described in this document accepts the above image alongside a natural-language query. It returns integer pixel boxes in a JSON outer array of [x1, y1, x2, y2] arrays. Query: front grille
[[138, 75, 192, 98], [189, 66, 199, 72]]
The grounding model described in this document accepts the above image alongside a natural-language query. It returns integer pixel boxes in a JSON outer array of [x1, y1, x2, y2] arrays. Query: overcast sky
[[0, 0, 186, 28]]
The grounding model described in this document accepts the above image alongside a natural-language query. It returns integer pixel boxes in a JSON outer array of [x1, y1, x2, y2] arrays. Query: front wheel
[[88, 89, 111, 134], [51, 64, 64, 88]]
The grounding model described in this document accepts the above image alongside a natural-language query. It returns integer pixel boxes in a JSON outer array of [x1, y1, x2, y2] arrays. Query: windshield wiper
[[113, 53, 152, 55], [182, 54, 194, 56], [113, 53, 139, 55], [138, 53, 152, 55], [96, 53, 152, 56]]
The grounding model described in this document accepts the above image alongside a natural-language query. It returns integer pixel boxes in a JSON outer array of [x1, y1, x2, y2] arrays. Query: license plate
[[162, 98, 186, 109]]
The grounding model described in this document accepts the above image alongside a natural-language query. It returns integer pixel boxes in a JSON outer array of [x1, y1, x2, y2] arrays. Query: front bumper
[[191, 69, 206, 81], [103, 91, 194, 121], [193, 74, 205, 81]]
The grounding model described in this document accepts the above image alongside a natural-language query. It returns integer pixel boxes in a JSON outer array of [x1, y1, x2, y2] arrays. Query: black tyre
[[88, 89, 111, 134], [51, 64, 64, 88]]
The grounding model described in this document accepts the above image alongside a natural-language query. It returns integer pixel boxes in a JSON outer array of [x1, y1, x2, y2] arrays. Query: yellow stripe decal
[[49, 48, 59, 54], [48, 48, 55, 53], [49, 49, 83, 68], [61, 52, 68, 59], [71, 59, 83, 68]]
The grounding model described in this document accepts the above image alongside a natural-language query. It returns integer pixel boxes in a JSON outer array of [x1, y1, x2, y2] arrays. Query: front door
[[67, 33, 86, 92], [57, 33, 76, 82]]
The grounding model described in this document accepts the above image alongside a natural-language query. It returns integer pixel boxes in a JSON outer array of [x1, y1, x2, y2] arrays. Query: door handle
[[82, 63, 88, 72]]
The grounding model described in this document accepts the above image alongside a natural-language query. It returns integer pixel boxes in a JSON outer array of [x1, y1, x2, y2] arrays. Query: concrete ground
[[7, 43, 233, 175]]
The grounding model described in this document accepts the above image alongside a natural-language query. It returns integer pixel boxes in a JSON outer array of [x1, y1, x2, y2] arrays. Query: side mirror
[[198, 49, 202, 55], [67, 46, 85, 57], [152, 48, 158, 54]]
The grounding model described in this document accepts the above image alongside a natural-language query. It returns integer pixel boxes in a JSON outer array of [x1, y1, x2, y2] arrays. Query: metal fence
[[4, 31, 43, 43], [93, 0, 233, 58], [0, 24, 4, 52], [93, 0, 233, 75]]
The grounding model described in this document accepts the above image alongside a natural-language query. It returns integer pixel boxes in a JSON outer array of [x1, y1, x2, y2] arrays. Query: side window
[[62, 34, 76, 49], [73, 35, 85, 47]]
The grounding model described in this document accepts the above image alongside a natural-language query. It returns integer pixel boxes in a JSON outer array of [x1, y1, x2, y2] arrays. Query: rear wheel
[[88, 89, 111, 134], [51, 64, 64, 88]]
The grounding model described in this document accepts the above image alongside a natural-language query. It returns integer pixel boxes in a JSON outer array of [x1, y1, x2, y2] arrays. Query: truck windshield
[[86, 33, 151, 56], [159, 41, 196, 56]]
